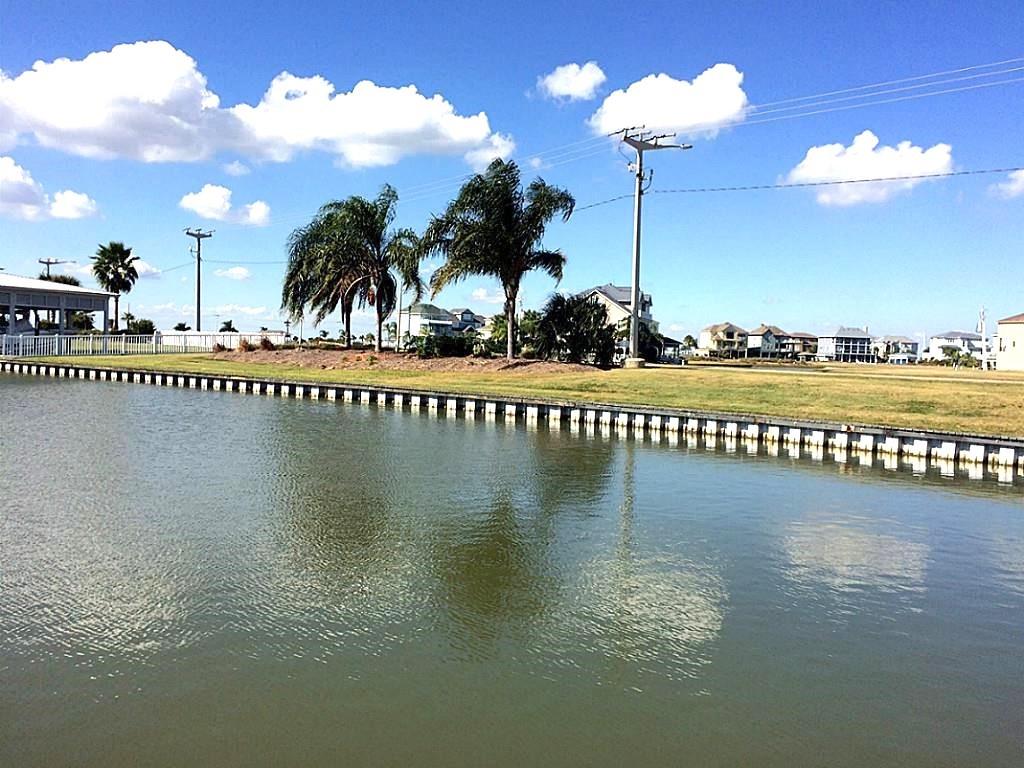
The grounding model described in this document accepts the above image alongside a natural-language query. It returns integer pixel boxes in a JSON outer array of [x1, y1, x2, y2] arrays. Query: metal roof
[[997, 312, 1024, 324], [0, 273, 113, 297]]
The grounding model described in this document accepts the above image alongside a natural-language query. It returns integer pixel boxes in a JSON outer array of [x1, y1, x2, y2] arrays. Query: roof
[[702, 321, 747, 334], [932, 330, 981, 340], [0, 273, 113, 297], [876, 335, 916, 343], [821, 326, 871, 339], [578, 283, 652, 309], [749, 324, 789, 337], [788, 331, 817, 340], [450, 307, 472, 315], [404, 303, 453, 318], [998, 312, 1024, 324], [660, 334, 682, 345]]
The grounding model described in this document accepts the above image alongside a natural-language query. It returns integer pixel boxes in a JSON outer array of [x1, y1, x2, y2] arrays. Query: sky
[[2, 0, 1022, 341]]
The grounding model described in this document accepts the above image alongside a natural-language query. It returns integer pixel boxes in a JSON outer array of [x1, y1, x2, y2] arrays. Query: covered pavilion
[[0, 273, 113, 334]]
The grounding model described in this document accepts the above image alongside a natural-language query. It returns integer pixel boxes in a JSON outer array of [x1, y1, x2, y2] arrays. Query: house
[[926, 331, 984, 361], [1, 273, 114, 334], [996, 312, 1024, 371], [576, 284, 654, 328], [659, 335, 683, 361], [872, 335, 920, 364], [746, 324, 789, 358], [400, 303, 455, 336], [816, 327, 875, 362], [781, 332, 818, 359], [698, 322, 748, 358], [448, 308, 487, 334]]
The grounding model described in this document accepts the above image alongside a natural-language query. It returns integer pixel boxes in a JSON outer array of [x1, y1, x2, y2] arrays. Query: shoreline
[[4, 359, 1023, 479]]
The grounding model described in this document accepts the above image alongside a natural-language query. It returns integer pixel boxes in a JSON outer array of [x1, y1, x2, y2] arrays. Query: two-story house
[[747, 324, 789, 358], [698, 322, 748, 358], [816, 327, 875, 362], [996, 312, 1024, 371], [927, 331, 984, 361], [872, 335, 920, 364], [576, 284, 654, 328]]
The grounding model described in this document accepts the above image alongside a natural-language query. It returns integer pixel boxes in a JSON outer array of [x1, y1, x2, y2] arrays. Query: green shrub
[[259, 337, 276, 351], [413, 333, 474, 358]]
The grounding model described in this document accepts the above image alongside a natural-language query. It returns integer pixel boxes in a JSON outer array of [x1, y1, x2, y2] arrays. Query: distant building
[[926, 331, 984, 361], [448, 308, 487, 333], [746, 324, 789, 358], [698, 322, 748, 358], [816, 327, 875, 362], [996, 312, 1024, 371], [781, 332, 818, 359], [402, 304, 487, 337], [872, 335, 920, 364], [576, 284, 654, 328]]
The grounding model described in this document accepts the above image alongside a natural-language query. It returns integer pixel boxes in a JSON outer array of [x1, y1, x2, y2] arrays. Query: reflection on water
[[2, 376, 1023, 768]]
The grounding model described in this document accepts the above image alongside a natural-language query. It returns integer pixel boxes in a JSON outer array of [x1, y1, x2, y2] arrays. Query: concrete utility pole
[[979, 306, 988, 370], [617, 128, 691, 367], [185, 229, 213, 332], [38, 258, 72, 277]]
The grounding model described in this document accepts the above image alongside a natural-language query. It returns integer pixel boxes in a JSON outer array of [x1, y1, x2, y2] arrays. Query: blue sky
[[2, 0, 1022, 339]]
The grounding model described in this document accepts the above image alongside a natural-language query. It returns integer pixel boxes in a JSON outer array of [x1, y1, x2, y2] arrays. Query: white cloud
[[0, 41, 514, 169], [135, 259, 162, 278], [588, 63, 748, 137], [240, 200, 269, 226], [990, 169, 1024, 199], [214, 266, 251, 281], [49, 189, 98, 219], [0, 155, 98, 220], [786, 130, 953, 206], [537, 61, 606, 101], [464, 132, 515, 172], [668, 323, 686, 332], [471, 287, 505, 305], [212, 303, 272, 317], [179, 183, 269, 225], [223, 160, 250, 176]]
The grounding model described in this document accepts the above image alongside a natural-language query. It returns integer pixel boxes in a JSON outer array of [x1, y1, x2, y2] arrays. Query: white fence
[[0, 332, 287, 357]]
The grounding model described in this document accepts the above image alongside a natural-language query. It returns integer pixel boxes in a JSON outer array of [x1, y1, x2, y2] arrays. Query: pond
[[2, 376, 1022, 766]]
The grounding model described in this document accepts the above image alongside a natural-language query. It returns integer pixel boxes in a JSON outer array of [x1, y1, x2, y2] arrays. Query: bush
[[239, 338, 254, 352], [413, 333, 474, 358], [259, 337, 276, 351], [212, 343, 226, 353]]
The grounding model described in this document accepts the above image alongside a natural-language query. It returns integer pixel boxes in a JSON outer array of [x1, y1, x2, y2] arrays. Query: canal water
[[2, 376, 1022, 767]]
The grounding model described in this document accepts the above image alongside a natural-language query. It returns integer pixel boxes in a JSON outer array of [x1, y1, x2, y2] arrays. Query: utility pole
[[38, 258, 72, 277], [979, 306, 988, 370], [185, 229, 213, 332], [616, 128, 691, 366]]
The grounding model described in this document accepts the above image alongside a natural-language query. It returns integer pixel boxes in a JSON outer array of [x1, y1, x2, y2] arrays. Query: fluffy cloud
[[135, 259, 162, 278], [0, 40, 513, 169], [0, 155, 98, 220], [214, 266, 251, 281], [471, 287, 505, 305], [463, 133, 515, 172], [588, 63, 748, 136], [223, 160, 250, 176], [786, 130, 953, 206], [179, 183, 270, 225], [990, 169, 1024, 199], [537, 61, 606, 101]]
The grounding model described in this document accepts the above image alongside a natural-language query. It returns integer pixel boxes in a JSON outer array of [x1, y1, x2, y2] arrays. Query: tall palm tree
[[91, 242, 139, 332], [219, 319, 238, 333], [421, 159, 574, 359], [281, 185, 422, 352]]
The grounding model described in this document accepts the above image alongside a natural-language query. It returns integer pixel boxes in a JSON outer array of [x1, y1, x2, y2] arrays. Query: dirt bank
[[211, 347, 596, 374]]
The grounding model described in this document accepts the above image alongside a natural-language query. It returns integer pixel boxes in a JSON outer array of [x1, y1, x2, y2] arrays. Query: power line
[[185, 228, 213, 332], [571, 166, 1023, 211]]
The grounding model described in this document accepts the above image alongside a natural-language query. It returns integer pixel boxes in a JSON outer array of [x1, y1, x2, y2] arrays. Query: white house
[[577, 284, 654, 328], [1, 273, 113, 334], [926, 331, 984, 361], [995, 312, 1024, 371], [872, 335, 920, 364], [816, 327, 874, 362], [400, 304, 486, 338]]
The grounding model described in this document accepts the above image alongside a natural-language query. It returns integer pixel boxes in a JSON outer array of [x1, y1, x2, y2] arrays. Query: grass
[[20, 354, 1024, 438]]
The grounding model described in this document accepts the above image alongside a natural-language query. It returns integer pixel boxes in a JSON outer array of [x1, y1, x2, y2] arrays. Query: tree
[[121, 311, 136, 330], [133, 318, 155, 335], [421, 159, 574, 360], [364, 332, 375, 346], [683, 334, 697, 349], [219, 319, 238, 333], [174, 322, 191, 332], [91, 241, 139, 332], [535, 294, 616, 367], [385, 321, 397, 348], [282, 185, 422, 353]]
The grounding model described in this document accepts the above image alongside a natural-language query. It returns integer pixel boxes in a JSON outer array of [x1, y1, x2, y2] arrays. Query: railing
[[0, 332, 287, 357]]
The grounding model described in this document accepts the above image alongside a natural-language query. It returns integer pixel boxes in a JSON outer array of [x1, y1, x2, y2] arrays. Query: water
[[2, 376, 1022, 767]]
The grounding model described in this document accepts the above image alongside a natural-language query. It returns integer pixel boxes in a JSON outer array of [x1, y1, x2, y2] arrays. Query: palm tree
[[121, 311, 136, 332], [282, 185, 422, 352], [421, 159, 574, 359], [174, 322, 191, 332], [91, 242, 139, 332], [219, 319, 238, 333]]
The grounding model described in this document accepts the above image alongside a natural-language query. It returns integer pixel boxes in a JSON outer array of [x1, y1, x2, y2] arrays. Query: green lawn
[[20, 354, 1024, 438]]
